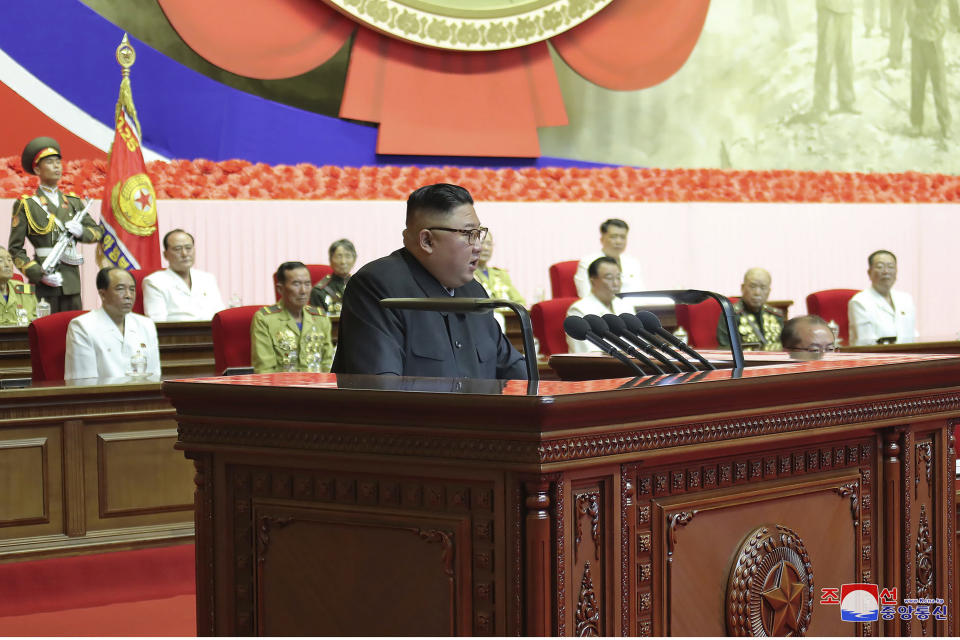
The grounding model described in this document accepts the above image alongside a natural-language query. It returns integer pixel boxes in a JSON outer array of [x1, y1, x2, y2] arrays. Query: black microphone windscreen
[[602, 313, 628, 335], [583, 314, 609, 335], [563, 315, 591, 340], [636, 310, 663, 331], [619, 313, 645, 334]]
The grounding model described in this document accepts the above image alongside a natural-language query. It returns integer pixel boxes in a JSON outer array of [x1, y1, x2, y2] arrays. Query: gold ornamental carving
[[321, 0, 613, 51], [726, 525, 814, 637]]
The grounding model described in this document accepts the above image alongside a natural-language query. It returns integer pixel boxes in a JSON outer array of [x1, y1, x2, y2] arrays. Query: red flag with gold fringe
[[99, 34, 160, 272]]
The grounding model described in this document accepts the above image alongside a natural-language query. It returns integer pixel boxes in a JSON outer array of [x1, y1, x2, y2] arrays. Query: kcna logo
[[820, 584, 946, 622]]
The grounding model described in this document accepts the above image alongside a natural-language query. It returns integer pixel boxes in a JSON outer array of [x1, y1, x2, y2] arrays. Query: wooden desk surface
[[840, 336, 960, 354]]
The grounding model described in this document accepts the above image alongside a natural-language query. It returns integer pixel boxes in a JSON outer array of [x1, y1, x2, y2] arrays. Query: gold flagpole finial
[[116, 33, 136, 78]]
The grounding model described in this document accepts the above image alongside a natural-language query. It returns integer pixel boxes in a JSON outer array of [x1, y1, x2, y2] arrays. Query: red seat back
[[548, 261, 579, 299], [675, 296, 741, 350], [530, 297, 577, 357], [129, 269, 157, 315], [211, 305, 262, 374], [805, 289, 859, 344], [28, 310, 88, 382], [273, 264, 334, 300]]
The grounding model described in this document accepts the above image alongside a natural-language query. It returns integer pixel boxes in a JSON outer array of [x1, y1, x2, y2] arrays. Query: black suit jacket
[[331, 248, 527, 380]]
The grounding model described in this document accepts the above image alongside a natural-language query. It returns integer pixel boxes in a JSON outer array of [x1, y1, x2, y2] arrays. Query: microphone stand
[[619, 290, 745, 371], [379, 297, 539, 393]]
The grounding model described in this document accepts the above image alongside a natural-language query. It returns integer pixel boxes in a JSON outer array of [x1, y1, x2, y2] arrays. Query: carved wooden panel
[[0, 437, 49, 526], [95, 428, 194, 518], [253, 503, 469, 636], [633, 437, 875, 637], [573, 487, 602, 636], [229, 465, 497, 636]]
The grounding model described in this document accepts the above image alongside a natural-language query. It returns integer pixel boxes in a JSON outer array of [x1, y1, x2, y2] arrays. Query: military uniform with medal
[[717, 299, 785, 351], [8, 138, 103, 312]]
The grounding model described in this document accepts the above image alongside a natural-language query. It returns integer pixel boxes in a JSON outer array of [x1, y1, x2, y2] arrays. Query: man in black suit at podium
[[332, 183, 526, 380]]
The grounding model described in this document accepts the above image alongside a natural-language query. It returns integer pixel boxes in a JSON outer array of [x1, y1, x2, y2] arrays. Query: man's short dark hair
[[328, 238, 356, 259], [868, 249, 896, 267], [588, 256, 619, 279], [781, 315, 831, 349], [276, 261, 307, 284], [162, 228, 195, 250], [406, 183, 474, 226], [96, 266, 130, 291], [600, 218, 629, 234]]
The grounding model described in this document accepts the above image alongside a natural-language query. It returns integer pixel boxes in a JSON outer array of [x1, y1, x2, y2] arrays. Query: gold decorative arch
[[321, 0, 613, 51]]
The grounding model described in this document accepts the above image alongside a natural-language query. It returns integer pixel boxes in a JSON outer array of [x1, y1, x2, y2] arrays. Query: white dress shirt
[[142, 268, 225, 321], [574, 253, 645, 298], [848, 286, 917, 346], [565, 292, 637, 354], [65, 309, 161, 380]]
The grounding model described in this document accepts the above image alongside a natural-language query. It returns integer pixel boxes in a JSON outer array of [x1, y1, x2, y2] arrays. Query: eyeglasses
[[427, 226, 489, 245], [788, 344, 837, 353]]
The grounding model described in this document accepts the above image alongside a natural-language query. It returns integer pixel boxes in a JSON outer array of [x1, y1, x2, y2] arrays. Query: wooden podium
[[166, 353, 960, 636]]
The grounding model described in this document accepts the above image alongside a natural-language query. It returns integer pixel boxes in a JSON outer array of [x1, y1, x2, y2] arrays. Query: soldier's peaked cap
[[21, 137, 61, 175]]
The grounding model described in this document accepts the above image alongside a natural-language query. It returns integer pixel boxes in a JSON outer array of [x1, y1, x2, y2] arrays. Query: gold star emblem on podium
[[761, 561, 805, 635]]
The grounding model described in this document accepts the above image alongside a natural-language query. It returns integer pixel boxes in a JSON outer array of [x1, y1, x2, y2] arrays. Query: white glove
[[65, 219, 84, 239], [41, 272, 63, 288]]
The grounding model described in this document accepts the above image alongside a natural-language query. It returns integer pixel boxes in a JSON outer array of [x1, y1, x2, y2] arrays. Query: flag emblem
[[111, 173, 157, 236]]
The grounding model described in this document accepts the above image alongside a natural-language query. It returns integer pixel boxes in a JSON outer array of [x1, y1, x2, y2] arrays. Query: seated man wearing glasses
[[848, 249, 916, 346], [332, 183, 526, 379], [717, 267, 784, 351], [781, 315, 837, 358], [565, 257, 635, 354]]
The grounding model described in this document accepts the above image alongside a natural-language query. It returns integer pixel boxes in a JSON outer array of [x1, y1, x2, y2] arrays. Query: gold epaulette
[[764, 304, 784, 317], [304, 305, 321, 316], [315, 275, 332, 288], [261, 304, 282, 314]]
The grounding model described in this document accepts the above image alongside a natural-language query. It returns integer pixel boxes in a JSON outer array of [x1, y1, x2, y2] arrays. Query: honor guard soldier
[[252, 261, 334, 373], [717, 267, 785, 351], [0, 246, 38, 326], [8, 137, 103, 313]]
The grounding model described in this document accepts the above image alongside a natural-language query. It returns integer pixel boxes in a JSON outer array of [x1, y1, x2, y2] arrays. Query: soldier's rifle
[[41, 199, 93, 274]]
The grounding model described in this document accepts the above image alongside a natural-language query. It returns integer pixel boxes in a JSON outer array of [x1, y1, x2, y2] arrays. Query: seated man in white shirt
[[142, 229, 225, 321], [566, 257, 637, 354], [65, 267, 161, 380], [573, 218, 644, 298], [848, 249, 917, 346]]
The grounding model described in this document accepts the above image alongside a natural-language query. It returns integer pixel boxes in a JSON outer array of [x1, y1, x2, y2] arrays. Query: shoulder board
[[260, 304, 282, 314], [67, 192, 79, 198], [764, 304, 784, 317], [315, 275, 332, 287], [731, 300, 745, 313], [20, 194, 30, 201], [304, 305, 322, 316]]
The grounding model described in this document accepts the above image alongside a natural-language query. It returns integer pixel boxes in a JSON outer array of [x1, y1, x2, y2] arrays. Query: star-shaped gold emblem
[[761, 561, 804, 635]]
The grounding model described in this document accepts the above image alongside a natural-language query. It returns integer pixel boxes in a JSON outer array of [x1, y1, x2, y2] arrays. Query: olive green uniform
[[8, 189, 103, 312], [309, 274, 348, 314], [717, 300, 785, 351], [251, 303, 334, 373], [474, 266, 525, 304], [0, 280, 38, 326]]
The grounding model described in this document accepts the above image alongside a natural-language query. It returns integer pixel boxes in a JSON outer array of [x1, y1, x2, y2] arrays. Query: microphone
[[563, 316, 648, 377], [617, 313, 694, 372], [635, 310, 717, 371], [602, 313, 683, 374], [380, 297, 539, 385], [584, 315, 667, 375]]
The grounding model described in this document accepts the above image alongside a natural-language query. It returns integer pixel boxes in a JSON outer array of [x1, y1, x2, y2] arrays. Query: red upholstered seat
[[675, 296, 741, 350], [273, 264, 334, 300], [531, 297, 577, 357], [28, 310, 87, 382], [211, 305, 263, 374], [548, 261, 579, 299], [129, 269, 158, 315], [805, 289, 859, 344]]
